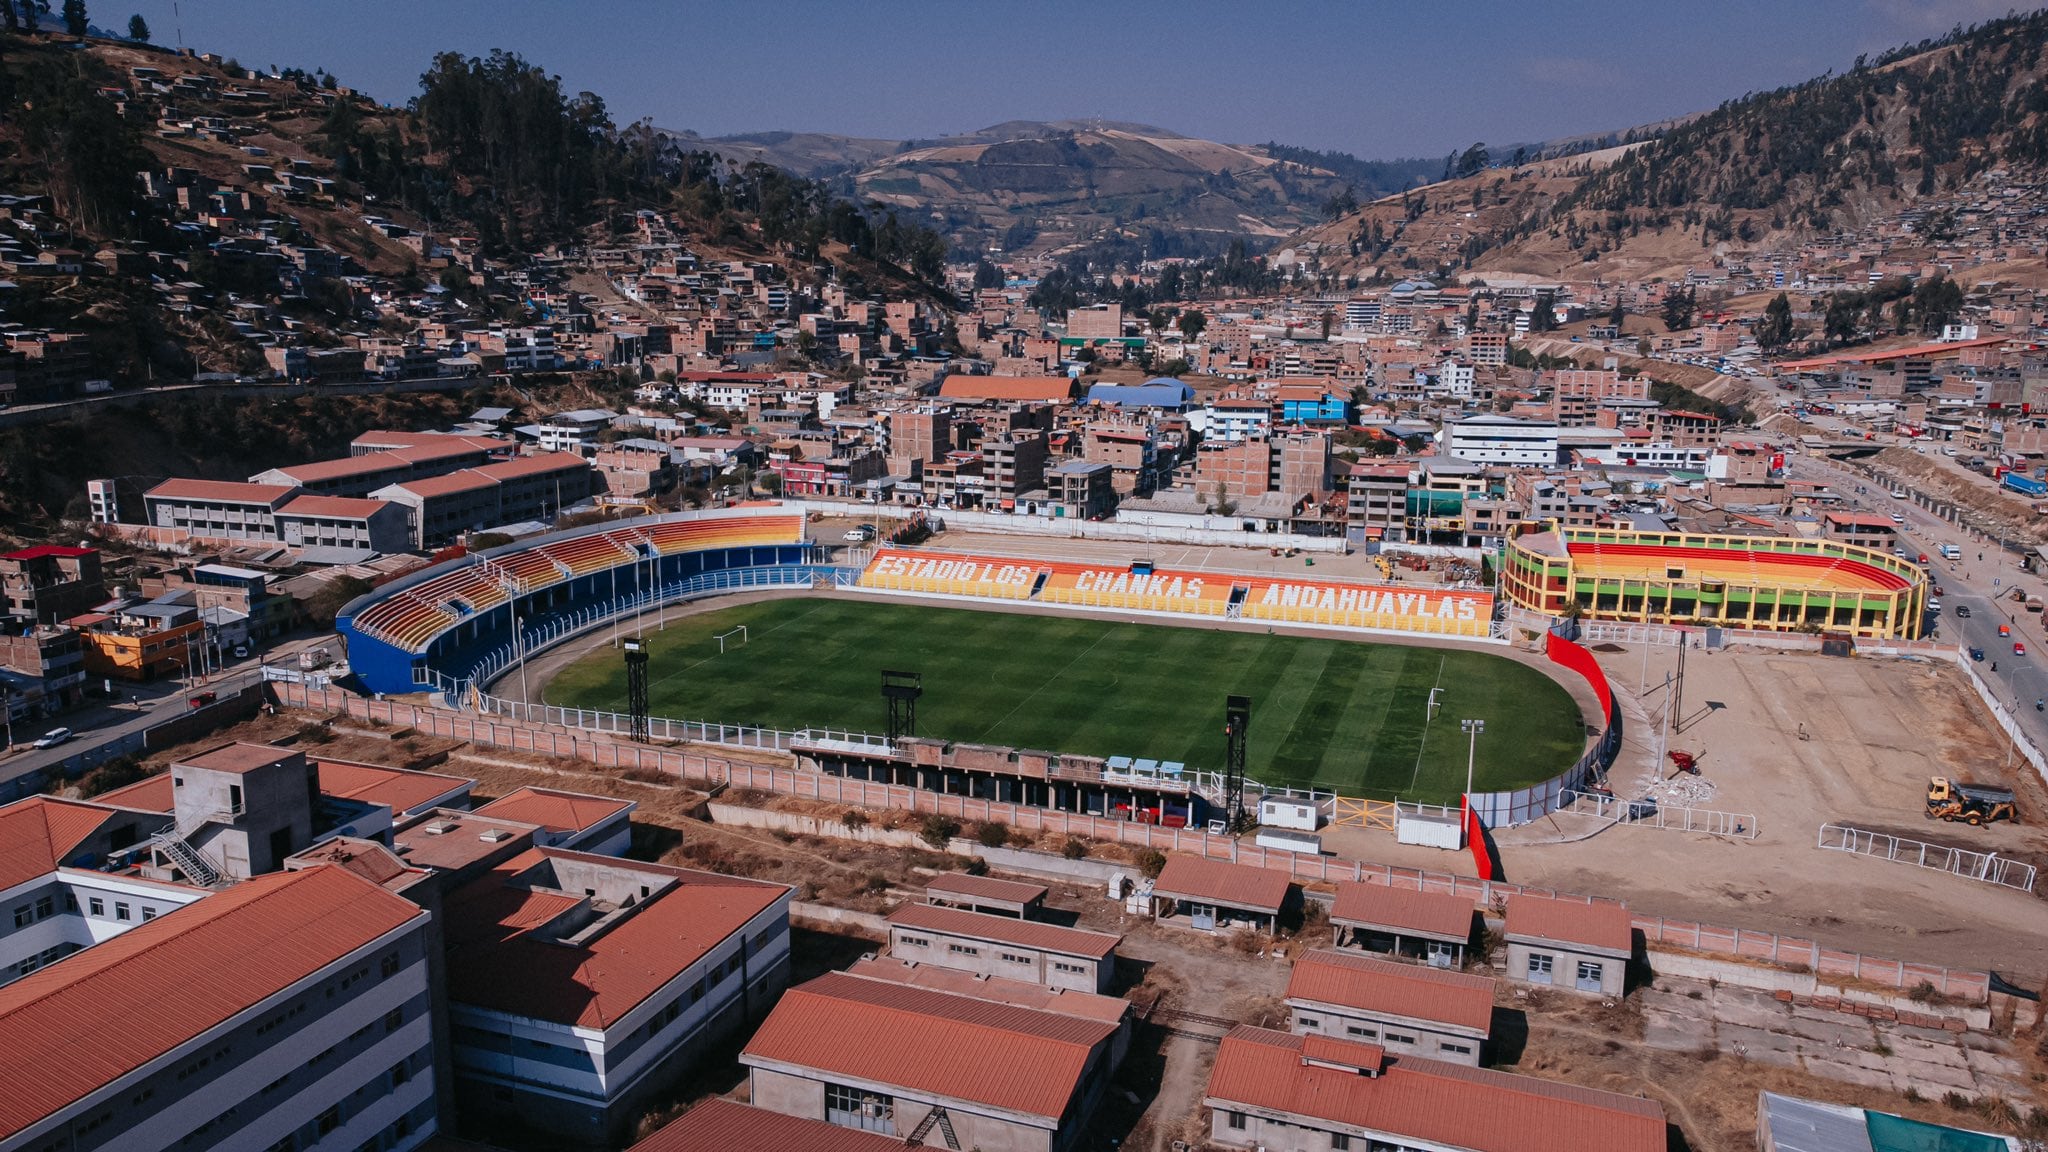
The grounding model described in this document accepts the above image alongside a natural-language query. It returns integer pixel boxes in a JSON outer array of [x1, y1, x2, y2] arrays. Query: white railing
[[1817, 823, 2035, 892], [1561, 790, 1760, 839]]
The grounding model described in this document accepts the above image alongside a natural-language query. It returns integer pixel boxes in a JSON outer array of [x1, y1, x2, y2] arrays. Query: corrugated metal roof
[[1205, 1026, 1665, 1152], [1760, 1092, 1878, 1152], [0, 866, 423, 1139], [1329, 881, 1477, 941], [844, 957, 1128, 1025], [923, 872, 1048, 905], [0, 797, 114, 889], [1285, 949, 1495, 1034], [629, 1099, 907, 1152], [886, 903, 1119, 960], [741, 972, 1116, 1121], [473, 786, 630, 834], [1504, 895, 1633, 956], [1151, 855, 1293, 912], [444, 850, 788, 1029], [938, 374, 1076, 403]]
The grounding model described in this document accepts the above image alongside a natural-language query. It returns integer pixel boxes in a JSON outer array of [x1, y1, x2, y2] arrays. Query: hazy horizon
[[112, 0, 2028, 160]]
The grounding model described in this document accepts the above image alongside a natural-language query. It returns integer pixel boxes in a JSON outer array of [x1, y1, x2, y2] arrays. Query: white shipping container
[[1255, 828, 1322, 855], [1258, 797, 1320, 831], [1397, 811, 1463, 850]]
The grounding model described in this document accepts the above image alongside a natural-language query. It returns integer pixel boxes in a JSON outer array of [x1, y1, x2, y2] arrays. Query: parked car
[[843, 526, 874, 543], [188, 692, 217, 708], [231, 644, 250, 659], [1891, 490, 1909, 499], [1969, 647, 1986, 661], [31, 728, 72, 749]]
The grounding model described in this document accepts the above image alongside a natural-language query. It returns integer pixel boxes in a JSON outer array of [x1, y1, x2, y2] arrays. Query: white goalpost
[[716, 625, 749, 653]]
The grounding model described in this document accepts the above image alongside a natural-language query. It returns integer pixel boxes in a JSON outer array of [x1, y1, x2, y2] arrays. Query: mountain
[[1295, 11, 2048, 283]]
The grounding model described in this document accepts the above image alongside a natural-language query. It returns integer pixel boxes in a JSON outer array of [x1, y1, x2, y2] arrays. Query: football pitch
[[541, 598, 1588, 803]]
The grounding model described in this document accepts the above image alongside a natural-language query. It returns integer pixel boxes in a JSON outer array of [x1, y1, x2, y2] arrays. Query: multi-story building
[[1345, 463, 1411, 544], [979, 432, 1049, 509], [1550, 367, 1650, 427], [1200, 397, 1273, 442], [374, 453, 594, 547], [1065, 303, 1124, 340], [1194, 437, 1273, 503], [277, 494, 415, 555], [1446, 415, 1561, 467], [0, 618, 85, 715], [142, 479, 298, 542], [251, 439, 498, 498], [1081, 422, 1158, 495], [72, 599, 206, 682], [442, 849, 792, 1144], [1275, 429, 1334, 497], [1047, 460, 1116, 520], [0, 811, 440, 1152], [886, 409, 952, 479], [0, 546, 103, 626]]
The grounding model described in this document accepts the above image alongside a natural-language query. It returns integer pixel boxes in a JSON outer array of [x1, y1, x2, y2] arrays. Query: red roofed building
[[886, 902, 1120, 994], [441, 847, 792, 1144], [0, 863, 440, 1152], [937, 374, 1077, 405], [629, 1097, 908, 1152], [472, 786, 634, 855], [1150, 855, 1295, 933], [1204, 1026, 1665, 1152], [142, 478, 299, 542], [1329, 880, 1478, 966], [741, 971, 1118, 1151], [1284, 948, 1495, 1066], [1504, 896, 1634, 997], [276, 494, 413, 555]]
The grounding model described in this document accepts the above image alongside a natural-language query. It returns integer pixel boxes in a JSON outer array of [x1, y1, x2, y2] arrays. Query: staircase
[[152, 832, 223, 887], [904, 1106, 960, 1149]]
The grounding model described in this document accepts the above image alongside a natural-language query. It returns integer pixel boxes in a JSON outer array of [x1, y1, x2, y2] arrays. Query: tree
[[1455, 142, 1490, 179], [1661, 286, 1697, 332], [1608, 297, 1626, 328], [1910, 274, 1963, 335], [125, 12, 146, 39], [1527, 291, 1557, 333], [1823, 293, 1861, 344], [1756, 292, 1795, 352], [60, 0, 84, 36], [1176, 309, 1207, 343], [972, 259, 1004, 290]]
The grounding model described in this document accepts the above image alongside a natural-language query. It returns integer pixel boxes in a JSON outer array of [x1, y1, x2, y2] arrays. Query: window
[[382, 954, 400, 979], [316, 1106, 340, 1135], [1052, 960, 1086, 974], [1227, 1112, 1247, 1131], [1297, 1015, 1320, 1029], [999, 952, 1030, 964], [115, 903, 131, 922], [10, 906, 27, 929], [1345, 1025, 1378, 1039], [141, 907, 157, 922], [33, 896, 53, 920], [1333, 1135, 1353, 1150], [264, 1138, 295, 1152], [1576, 960, 1604, 992], [390, 1062, 410, 1088], [825, 1083, 894, 1134], [1441, 1042, 1473, 1056], [1526, 953, 1553, 983], [88, 897, 104, 917], [898, 934, 930, 948], [947, 944, 979, 957], [1383, 1031, 1416, 1045]]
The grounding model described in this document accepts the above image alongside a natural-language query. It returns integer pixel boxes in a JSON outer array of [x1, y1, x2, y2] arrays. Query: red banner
[[1463, 796, 1497, 881]]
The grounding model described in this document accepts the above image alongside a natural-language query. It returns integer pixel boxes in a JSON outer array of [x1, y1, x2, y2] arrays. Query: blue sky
[[113, 0, 2025, 158]]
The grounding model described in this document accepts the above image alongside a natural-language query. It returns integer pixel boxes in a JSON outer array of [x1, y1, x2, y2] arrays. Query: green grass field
[[543, 598, 1587, 803]]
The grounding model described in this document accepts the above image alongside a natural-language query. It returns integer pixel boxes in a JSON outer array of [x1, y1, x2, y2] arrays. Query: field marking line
[[643, 602, 830, 694], [1405, 654, 1448, 793], [971, 623, 1123, 743]]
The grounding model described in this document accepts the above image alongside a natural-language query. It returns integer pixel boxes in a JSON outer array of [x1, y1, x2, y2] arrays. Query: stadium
[[1501, 525, 1928, 640], [336, 505, 1617, 823]]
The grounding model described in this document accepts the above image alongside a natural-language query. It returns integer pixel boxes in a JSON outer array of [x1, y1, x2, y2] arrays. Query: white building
[[1445, 415, 1561, 467], [1429, 358, 1475, 401]]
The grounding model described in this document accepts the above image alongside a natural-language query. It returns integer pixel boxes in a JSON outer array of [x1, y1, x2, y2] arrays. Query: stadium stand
[[859, 550, 1494, 638], [339, 507, 816, 694]]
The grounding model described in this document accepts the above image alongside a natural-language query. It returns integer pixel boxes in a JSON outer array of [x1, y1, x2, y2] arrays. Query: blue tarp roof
[[1086, 381, 1195, 409]]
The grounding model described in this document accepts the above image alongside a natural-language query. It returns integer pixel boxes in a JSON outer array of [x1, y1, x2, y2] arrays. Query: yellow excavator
[[1925, 777, 2018, 826]]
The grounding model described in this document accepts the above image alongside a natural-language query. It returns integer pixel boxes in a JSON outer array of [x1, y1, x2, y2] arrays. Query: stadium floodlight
[[623, 638, 650, 743], [1460, 719, 1485, 802], [882, 669, 923, 742], [1224, 695, 1252, 831]]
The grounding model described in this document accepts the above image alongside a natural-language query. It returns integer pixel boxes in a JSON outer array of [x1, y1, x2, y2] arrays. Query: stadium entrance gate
[[1331, 797, 1398, 830]]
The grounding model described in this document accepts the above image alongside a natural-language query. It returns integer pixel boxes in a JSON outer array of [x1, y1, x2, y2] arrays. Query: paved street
[[1787, 450, 2048, 756]]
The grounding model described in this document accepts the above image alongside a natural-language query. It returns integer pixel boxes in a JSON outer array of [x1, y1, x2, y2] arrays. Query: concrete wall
[[1287, 1004, 1483, 1066], [1506, 940, 1626, 997], [886, 924, 1111, 994], [790, 901, 889, 937], [707, 802, 929, 849], [1210, 1106, 1352, 1152], [785, 497, 1348, 552], [747, 1065, 1058, 1152]]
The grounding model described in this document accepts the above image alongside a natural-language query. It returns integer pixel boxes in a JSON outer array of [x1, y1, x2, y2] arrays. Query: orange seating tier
[[1564, 541, 1909, 593]]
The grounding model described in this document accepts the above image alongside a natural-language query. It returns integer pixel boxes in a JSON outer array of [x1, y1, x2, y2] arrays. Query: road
[[0, 632, 339, 794], [1786, 451, 2048, 759]]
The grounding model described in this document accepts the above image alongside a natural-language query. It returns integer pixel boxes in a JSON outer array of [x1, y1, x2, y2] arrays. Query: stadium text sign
[[869, 552, 1035, 588], [1070, 568, 1209, 599], [1251, 581, 1483, 622]]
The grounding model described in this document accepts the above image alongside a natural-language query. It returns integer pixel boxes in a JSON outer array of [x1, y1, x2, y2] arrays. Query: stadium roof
[[740, 971, 1117, 1122], [1206, 1026, 1665, 1152], [1329, 881, 1476, 942], [0, 866, 423, 1139], [1284, 948, 1495, 1035]]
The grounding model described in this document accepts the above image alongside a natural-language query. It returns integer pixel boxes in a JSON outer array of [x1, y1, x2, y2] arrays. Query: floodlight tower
[[882, 669, 923, 742], [1224, 694, 1252, 831], [623, 637, 650, 743]]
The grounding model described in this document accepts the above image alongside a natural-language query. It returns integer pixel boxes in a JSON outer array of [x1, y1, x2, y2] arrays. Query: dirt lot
[[1326, 642, 2048, 982]]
